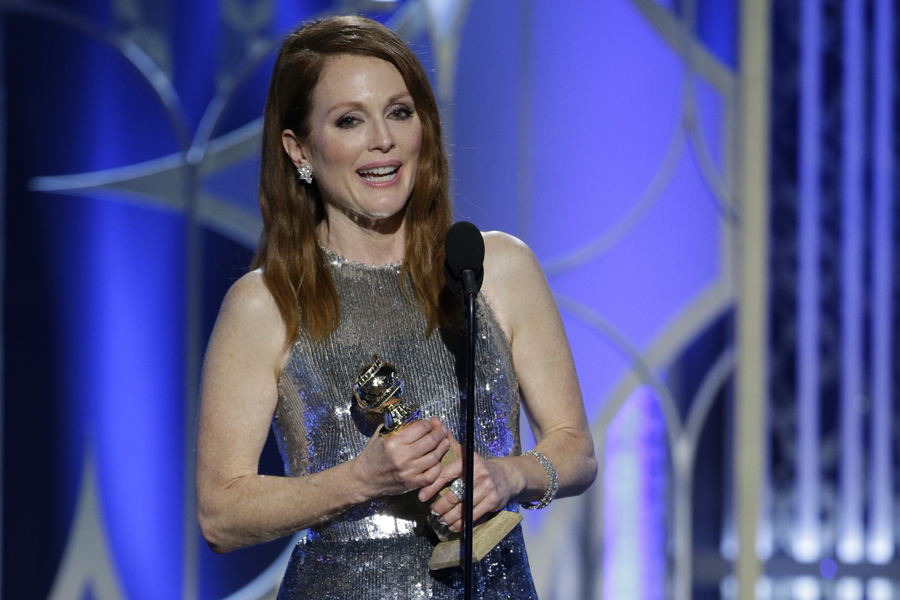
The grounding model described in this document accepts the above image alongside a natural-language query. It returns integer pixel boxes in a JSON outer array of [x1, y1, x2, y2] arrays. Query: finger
[[409, 437, 449, 477], [428, 454, 480, 510], [407, 422, 448, 458], [391, 418, 433, 444], [446, 506, 482, 533], [471, 494, 500, 524], [428, 481, 462, 515], [447, 510, 489, 533], [415, 459, 444, 488], [381, 419, 434, 458], [419, 469, 458, 504], [440, 502, 463, 530], [445, 427, 464, 457], [418, 454, 462, 502], [428, 445, 485, 507], [443, 479, 498, 532]]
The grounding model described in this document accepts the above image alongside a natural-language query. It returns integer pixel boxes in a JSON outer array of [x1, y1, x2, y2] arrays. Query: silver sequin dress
[[273, 249, 538, 599]]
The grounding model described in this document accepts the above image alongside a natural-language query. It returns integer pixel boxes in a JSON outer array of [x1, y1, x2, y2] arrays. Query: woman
[[196, 15, 597, 599]]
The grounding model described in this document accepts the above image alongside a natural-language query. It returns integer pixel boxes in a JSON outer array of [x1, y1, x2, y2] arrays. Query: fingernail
[[442, 426, 448, 435]]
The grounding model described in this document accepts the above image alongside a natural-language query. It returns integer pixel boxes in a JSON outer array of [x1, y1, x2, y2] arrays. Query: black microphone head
[[444, 221, 485, 298]]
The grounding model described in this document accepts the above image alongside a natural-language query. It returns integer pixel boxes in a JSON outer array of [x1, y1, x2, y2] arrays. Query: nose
[[369, 117, 395, 153]]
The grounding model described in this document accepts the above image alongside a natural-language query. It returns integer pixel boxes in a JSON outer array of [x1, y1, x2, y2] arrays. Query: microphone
[[443, 221, 485, 299], [443, 221, 485, 599]]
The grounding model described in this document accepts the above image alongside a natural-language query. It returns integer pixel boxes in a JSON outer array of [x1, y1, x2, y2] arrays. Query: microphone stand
[[461, 270, 478, 600]]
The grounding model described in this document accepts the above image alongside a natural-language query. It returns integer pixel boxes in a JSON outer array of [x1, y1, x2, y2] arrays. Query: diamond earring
[[297, 164, 314, 184]]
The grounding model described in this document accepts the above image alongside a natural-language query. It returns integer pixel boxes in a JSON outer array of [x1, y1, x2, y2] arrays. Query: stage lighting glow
[[868, 0, 896, 571], [603, 387, 667, 600], [866, 534, 893, 564], [720, 533, 738, 561], [838, 0, 867, 570], [837, 533, 864, 564], [792, 530, 820, 562], [719, 575, 737, 600], [791, 576, 820, 600], [796, 0, 823, 570], [755, 576, 773, 600], [757, 490, 774, 560], [835, 578, 863, 600], [866, 578, 893, 600]]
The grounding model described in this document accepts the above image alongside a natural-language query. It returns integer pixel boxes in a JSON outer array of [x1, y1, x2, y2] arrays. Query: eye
[[335, 115, 361, 129], [389, 106, 414, 120]]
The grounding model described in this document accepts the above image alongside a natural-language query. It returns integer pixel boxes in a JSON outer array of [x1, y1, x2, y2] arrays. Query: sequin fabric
[[273, 248, 538, 599]]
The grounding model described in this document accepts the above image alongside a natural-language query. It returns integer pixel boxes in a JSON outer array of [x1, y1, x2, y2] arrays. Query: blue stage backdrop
[[1, 1, 820, 599], [767, 1, 900, 599]]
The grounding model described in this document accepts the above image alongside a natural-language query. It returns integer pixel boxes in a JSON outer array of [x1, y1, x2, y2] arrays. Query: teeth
[[358, 166, 398, 178]]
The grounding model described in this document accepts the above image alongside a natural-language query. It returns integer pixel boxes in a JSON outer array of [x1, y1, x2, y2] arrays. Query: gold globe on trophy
[[353, 355, 522, 570], [353, 356, 421, 434]]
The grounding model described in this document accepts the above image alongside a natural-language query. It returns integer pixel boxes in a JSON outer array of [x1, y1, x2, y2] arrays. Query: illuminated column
[[837, 0, 865, 565], [736, 0, 771, 597], [603, 388, 667, 600], [866, 0, 894, 566], [793, 0, 822, 563]]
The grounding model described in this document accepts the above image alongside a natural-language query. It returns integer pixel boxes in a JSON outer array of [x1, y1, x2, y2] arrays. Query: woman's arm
[[422, 232, 597, 530], [196, 270, 450, 553]]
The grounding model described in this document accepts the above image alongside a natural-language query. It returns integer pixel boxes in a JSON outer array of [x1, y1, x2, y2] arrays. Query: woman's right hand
[[352, 416, 450, 498]]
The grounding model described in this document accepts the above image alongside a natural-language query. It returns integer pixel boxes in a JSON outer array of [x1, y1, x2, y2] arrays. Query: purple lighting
[[604, 387, 668, 599], [820, 557, 838, 580]]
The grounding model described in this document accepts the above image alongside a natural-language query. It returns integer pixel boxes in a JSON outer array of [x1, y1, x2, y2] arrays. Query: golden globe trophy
[[353, 355, 522, 570]]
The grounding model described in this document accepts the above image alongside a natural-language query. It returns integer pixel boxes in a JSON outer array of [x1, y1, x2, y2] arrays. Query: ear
[[281, 129, 312, 170]]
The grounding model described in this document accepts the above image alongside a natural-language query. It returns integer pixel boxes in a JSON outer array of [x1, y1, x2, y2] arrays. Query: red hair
[[252, 16, 453, 343]]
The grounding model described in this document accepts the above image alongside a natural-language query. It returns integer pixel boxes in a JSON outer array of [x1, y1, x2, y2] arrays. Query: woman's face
[[287, 54, 423, 227]]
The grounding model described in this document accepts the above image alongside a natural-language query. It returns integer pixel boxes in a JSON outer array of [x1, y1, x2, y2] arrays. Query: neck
[[317, 209, 406, 266]]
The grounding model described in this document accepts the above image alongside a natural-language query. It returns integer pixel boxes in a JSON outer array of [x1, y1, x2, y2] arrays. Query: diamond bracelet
[[519, 449, 558, 510]]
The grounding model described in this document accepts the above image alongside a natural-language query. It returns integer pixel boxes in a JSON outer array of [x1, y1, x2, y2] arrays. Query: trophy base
[[428, 510, 523, 570]]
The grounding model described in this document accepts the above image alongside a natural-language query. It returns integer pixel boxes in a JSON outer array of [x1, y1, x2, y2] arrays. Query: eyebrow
[[325, 92, 415, 116]]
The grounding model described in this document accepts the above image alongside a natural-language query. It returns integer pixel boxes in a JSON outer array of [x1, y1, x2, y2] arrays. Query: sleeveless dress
[[272, 248, 538, 599]]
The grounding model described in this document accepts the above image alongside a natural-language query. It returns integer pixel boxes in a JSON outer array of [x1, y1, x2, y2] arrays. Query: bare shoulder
[[483, 230, 534, 261], [482, 231, 542, 283], [209, 269, 289, 366], [481, 231, 549, 344], [218, 270, 282, 327], [223, 269, 276, 313]]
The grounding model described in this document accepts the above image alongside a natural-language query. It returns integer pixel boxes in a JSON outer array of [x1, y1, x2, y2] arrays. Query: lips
[[357, 165, 400, 183]]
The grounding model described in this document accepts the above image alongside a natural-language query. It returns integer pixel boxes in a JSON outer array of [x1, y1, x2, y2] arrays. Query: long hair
[[251, 16, 453, 344]]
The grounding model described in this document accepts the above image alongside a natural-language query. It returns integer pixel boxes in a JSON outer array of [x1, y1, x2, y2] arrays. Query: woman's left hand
[[417, 430, 520, 532]]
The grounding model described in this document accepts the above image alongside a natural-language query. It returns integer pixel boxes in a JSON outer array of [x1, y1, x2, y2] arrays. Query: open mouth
[[357, 165, 400, 184]]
